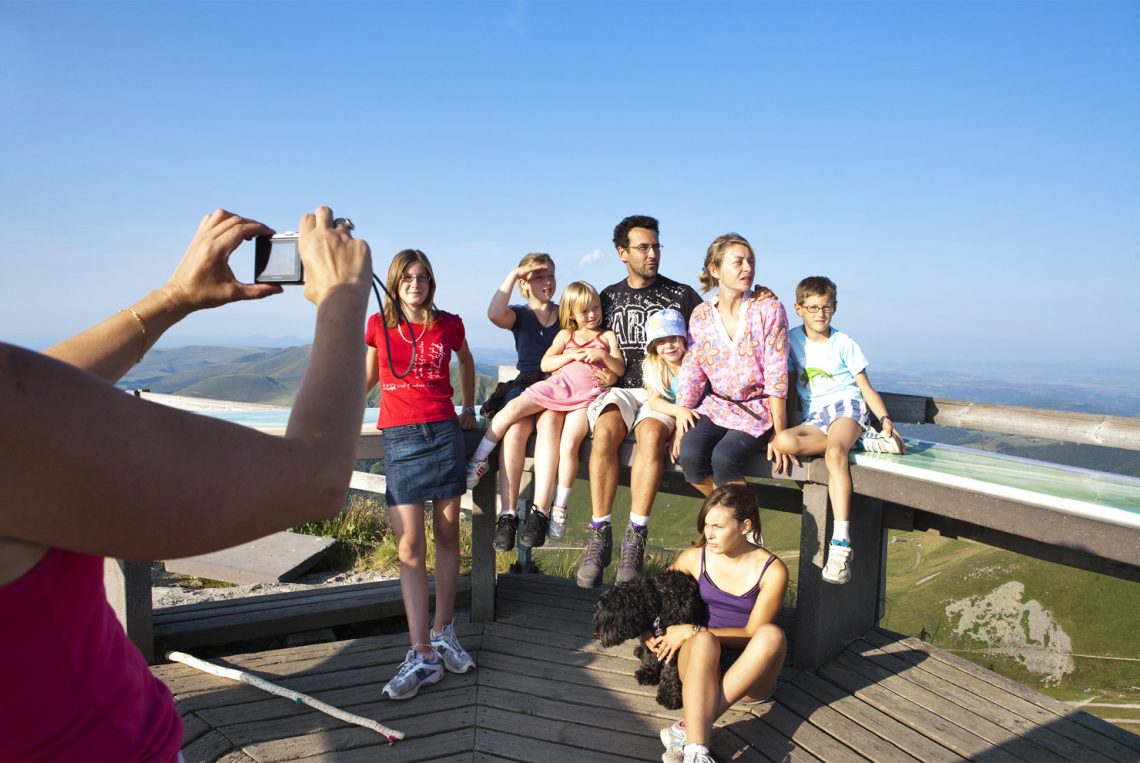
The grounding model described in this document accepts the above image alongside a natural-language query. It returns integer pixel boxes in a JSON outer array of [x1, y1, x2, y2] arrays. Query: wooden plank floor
[[152, 574, 1140, 762]]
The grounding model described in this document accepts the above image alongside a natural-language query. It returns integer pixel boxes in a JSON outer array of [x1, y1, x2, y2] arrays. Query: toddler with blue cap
[[641, 309, 701, 460]]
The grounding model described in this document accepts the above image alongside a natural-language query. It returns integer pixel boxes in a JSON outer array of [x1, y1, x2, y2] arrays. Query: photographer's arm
[[45, 210, 281, 384], [0, 207, 371, 563]]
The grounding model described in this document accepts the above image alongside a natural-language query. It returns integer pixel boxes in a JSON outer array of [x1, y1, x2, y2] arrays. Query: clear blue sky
[[2, 0, 1137, 371]]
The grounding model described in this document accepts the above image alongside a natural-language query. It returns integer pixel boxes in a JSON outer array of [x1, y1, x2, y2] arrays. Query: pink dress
[[523, 333, 608, 411]]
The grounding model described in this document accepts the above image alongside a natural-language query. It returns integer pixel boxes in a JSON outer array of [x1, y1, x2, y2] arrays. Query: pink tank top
[[0, 548, 183, 761]]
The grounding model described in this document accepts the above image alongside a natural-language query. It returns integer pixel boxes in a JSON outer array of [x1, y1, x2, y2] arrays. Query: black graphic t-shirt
[[601, 274, 703, 389]]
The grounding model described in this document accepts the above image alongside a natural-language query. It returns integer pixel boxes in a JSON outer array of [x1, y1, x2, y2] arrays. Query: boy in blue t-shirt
[[770, 276, 905, 585]]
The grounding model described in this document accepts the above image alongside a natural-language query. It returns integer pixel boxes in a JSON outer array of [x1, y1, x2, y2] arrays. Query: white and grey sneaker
[[430, 622, 476, 673], [661, 719, 686, 763], [682, 745, 716, 763], [547, 507, 567, 541], [382, 649, 443, 700], [859, 430, 904, 454], [465, 456, 490, 489], [822, 540, 853, 584]]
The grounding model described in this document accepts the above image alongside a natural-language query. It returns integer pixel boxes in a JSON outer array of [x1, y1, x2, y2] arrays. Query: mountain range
[[119, 345, 503, 407]]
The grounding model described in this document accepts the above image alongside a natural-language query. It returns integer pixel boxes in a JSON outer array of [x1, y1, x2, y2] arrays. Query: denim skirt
[[381, 418, 467, 506]]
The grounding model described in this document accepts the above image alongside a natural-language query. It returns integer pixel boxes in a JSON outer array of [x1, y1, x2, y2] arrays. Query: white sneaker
[[465, 457, 489, 489], [382, 649, 443, 700], [661, 719, 686, 762], [682, 745, 716, 763], [859, 430, 903, 454], [547, 507, 567, 541], [822, 541, 853, 584], [430, 622, 476, 673]]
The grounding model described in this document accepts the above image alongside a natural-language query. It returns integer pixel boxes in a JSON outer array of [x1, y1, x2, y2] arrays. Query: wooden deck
[[151, 574, 1139, 762]]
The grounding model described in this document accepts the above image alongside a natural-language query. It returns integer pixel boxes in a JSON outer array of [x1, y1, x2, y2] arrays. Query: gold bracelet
[[121, 308, 147, 364]]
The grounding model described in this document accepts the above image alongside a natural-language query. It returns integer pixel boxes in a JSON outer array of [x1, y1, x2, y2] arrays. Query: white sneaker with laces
[[465, 457, 490, 489], [547, 507, 567, 541], [660, 719, 686, 763], [822, 540, 853, 584], [382, 649, 443, 700], [682, 744, 716, 763], [430, 622, 476, 673], [859, 430, 903, 454]]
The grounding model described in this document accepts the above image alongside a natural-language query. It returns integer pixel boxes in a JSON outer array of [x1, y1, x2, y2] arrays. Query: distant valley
[[119, 344, 504, 407]]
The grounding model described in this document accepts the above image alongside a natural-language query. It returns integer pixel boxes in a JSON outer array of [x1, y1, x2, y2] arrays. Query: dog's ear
[[593, 579, 656, 647]]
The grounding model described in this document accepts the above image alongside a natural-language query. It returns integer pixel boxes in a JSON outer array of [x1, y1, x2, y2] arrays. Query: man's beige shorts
[[587, 387, 675, 435]]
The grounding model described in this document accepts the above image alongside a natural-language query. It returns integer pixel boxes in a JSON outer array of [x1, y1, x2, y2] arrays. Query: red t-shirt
[[366, 311, 465, 428], [0, 548, 184, 761]]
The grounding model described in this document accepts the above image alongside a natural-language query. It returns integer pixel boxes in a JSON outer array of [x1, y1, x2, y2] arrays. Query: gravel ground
[[150, 564, 394, 609]]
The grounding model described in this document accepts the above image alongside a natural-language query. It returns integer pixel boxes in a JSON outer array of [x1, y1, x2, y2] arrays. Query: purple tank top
[[699, 548, 777, 629]]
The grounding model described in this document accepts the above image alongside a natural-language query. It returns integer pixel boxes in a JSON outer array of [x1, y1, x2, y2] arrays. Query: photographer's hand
[[162, 209, 281, 313], [298, 207, 372, 306]]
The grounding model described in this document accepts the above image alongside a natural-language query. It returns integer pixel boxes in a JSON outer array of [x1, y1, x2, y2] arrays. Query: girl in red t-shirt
[[365, 248, 478, 700]]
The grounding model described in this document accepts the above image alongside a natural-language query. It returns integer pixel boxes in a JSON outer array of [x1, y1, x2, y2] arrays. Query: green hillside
[[179, 374, 293, 405], [121, 344, 499, 408], [880, 531, 1140, 704]]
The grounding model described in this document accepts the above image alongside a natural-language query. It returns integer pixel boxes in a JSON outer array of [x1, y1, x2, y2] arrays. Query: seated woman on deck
[[649, 483, 788, 763], [0, 207, 372, 761]]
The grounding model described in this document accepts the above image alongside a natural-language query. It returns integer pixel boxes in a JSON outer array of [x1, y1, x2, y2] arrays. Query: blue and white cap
[[645, 308, 687, 350]]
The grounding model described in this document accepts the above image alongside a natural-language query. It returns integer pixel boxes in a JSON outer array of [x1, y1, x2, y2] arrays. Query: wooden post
[[104, 558, 154, 664], [469, 462, 497, 622], [793, 484, 884, 670]]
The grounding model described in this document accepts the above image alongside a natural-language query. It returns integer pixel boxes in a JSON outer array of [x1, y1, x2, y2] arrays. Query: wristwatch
[[462, 406, 476, 416]]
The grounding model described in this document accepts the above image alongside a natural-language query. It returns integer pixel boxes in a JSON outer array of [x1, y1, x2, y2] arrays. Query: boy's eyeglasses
[[800, 304, 836, 314], [400, 275, 432, 284], [626, 244, 663, 254]]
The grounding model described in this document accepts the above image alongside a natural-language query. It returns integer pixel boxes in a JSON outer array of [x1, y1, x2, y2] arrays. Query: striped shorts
[[802, 398, 869, 435]]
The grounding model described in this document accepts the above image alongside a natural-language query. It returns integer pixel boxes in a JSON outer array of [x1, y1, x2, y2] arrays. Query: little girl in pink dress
[[467, 281, 625, 547]]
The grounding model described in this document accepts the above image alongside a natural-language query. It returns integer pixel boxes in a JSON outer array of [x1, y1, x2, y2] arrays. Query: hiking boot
[[519, 505, 549, 548], [430, 622, 476, 673], [382, 649, 443, 700], [492, 513, 518, 552], [547, 507, 567, 541], [576, 522, 612, 588], [822, 540, 853, 584], [616, 523, 648, 584], [661, 719, 686, 760], [465, 456, 490, 489]]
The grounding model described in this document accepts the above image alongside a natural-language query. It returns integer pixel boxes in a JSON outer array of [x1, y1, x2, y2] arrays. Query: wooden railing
[[464, 391, 1140, 670], [110, 391, 1140, 671]]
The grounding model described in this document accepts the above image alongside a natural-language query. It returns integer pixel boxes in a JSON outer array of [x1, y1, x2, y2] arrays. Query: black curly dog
[[593, 569, 709, 709]]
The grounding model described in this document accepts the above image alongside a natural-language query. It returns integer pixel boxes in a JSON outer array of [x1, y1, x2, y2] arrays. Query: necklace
[[534, 304, 556, 337], [397, 320, 420, 344]]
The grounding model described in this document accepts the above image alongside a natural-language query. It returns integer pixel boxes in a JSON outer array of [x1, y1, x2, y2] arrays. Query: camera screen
[[264, 239, 300, 278], [255, 236, 303, 283]]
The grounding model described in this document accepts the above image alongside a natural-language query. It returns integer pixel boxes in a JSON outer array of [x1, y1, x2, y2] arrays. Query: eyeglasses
[[626, 243, 663, 255], [400, 274, 431, 284], [800, 303, 836, 315]]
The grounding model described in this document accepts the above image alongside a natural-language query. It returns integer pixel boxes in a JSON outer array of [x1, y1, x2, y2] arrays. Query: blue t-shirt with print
[[788, 326, 868, 416]]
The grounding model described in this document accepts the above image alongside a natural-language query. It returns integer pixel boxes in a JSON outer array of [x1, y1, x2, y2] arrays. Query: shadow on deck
[[152, 574, 1140, 763]]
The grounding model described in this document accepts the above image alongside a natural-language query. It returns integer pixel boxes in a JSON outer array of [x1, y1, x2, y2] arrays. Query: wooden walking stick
[[166, 651, 404, 744]]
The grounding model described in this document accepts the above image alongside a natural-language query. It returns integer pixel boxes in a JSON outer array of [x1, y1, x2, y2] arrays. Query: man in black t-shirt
[[576, 215, 702, 588]]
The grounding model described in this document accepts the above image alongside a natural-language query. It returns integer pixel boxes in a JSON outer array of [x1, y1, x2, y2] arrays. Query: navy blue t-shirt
[[510, 304, 559, 373]]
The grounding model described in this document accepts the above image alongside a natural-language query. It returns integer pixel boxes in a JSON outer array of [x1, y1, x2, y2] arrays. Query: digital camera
[[254, 232, 302, 284]]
